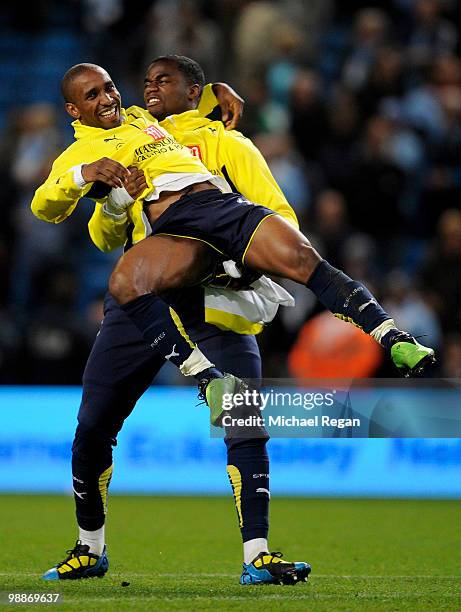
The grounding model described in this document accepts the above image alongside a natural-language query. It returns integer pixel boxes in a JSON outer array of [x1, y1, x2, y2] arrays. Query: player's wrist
[[103, 186, 134, 219], [72, 164, 88, 188]]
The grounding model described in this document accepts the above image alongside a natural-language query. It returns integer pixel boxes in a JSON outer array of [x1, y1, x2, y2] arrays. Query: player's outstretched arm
[[197, 83, 244, 130]]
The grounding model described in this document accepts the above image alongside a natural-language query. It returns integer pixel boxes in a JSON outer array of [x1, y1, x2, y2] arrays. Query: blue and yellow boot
[[198, 373, 246, 426], [388, 332, 436, 377], [240, 551, 311, 585], [42, 540, 109, 580]]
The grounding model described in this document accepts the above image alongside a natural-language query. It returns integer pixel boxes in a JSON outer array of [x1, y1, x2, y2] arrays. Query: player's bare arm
[[212, 82, 245, 130]]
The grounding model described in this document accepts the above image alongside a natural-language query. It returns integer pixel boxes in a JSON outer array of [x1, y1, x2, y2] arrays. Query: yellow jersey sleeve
[[197, 84, 218, 117], [31, 157, 93, 223], [88, 203, 128, 253], [219, 129, 299, 228]]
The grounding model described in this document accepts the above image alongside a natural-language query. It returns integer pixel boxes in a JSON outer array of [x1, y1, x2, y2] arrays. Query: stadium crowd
[[0, 0, 460, 383]]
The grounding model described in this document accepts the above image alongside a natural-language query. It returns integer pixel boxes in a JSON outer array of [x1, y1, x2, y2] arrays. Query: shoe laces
[[393, 332, 428, 347], [253, 551, 284, 564], [269, 551, 284, 559], [196, 377, 211, 406], [58, 541, 90, 567]]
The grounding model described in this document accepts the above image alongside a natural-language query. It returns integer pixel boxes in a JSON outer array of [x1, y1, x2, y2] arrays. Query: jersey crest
[[186, 144, 202, 160]]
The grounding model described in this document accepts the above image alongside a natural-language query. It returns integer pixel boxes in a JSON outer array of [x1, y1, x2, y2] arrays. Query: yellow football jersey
[[31, 85, 298, 336], [88, 107, 298, 251], [31, 106, 212, 227]]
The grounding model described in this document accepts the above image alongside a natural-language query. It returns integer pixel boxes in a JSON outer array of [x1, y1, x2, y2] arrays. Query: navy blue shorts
[[149, 190, 275, 264]]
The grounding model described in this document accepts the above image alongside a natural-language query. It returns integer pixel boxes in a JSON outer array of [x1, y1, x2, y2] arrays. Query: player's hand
[[82, 157, 130, 189], [212, 83, 245, 130], [125, 166, 148, 199]]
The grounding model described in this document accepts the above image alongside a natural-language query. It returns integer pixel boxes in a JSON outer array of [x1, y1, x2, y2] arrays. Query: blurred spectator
[[1, 104, 72, 311], [422, 83, 461, 229], [440, 333, 461, 376], [344, 114, 406, 240], [0, 308, 21, 383], [357, 46, 405, 118], [318, 87, 361, 192], [239, 77, 290, 136], [342, 8, 390, 91], [289, 68, 328, 162], [232, 0, 299, 93], [310, 189, 351, 268], [21, 266, 89, 384], [406, 0, 458, 73], [82, 0, 152, 102], [144, 0, 221, 83], [402, 54, 461, 143], [281, 0, 333, 62], [383, 269, 442, 348], [265, 21, 305, 106], [288, 311, 383, 379], [253, 132, 310, 219], [233, 0, 283, 95], [419, 208, 461, 332], [340, 233, 380, 289]]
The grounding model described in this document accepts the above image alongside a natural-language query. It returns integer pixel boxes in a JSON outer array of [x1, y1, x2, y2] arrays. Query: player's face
[[144, 61, 199, 121], [65, 68, 122, 129]]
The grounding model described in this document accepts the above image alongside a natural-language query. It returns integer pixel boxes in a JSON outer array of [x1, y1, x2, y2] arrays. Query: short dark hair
[[147, 55, 205, 92], [61, 63, 104, 103]]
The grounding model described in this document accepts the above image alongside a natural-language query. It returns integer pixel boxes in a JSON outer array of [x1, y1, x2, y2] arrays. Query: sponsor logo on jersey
[[144, 125, 167, 141]]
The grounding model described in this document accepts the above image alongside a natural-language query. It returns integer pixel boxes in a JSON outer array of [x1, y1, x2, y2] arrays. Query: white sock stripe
[[370, 319, 397, 345], [179, 347, 214, 376]]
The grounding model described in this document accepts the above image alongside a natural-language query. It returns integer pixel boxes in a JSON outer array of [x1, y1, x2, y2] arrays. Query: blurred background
[[0, 1, 460, 497], [1, 0, 461, 383]]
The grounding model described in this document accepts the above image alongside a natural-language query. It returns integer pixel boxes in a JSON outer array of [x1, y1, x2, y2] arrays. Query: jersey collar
[[163, 109, 210, 131], [72, 108, 128, 139]]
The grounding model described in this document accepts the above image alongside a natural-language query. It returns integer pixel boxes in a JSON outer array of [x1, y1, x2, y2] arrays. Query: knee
[[288, 240, 321, 283], [109, 265, 161, 305], [109, 266, 136, 305], [109, 254, 164, 305], [72, 422, 116, 462]]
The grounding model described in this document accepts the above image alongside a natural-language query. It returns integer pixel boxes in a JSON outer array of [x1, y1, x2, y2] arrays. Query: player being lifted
[[32, 60, 434, 579], [32, 63, 434, 393]]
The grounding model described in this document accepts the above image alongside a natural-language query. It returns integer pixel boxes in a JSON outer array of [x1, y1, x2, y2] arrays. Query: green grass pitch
[[1, 495, 460, 610]]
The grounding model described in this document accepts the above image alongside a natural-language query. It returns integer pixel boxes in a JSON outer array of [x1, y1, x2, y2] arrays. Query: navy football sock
[[72, 425, 113, 531], [306, 260, 390, 334], [120, 294, 197, 369], [227, 440, 269, 542]]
